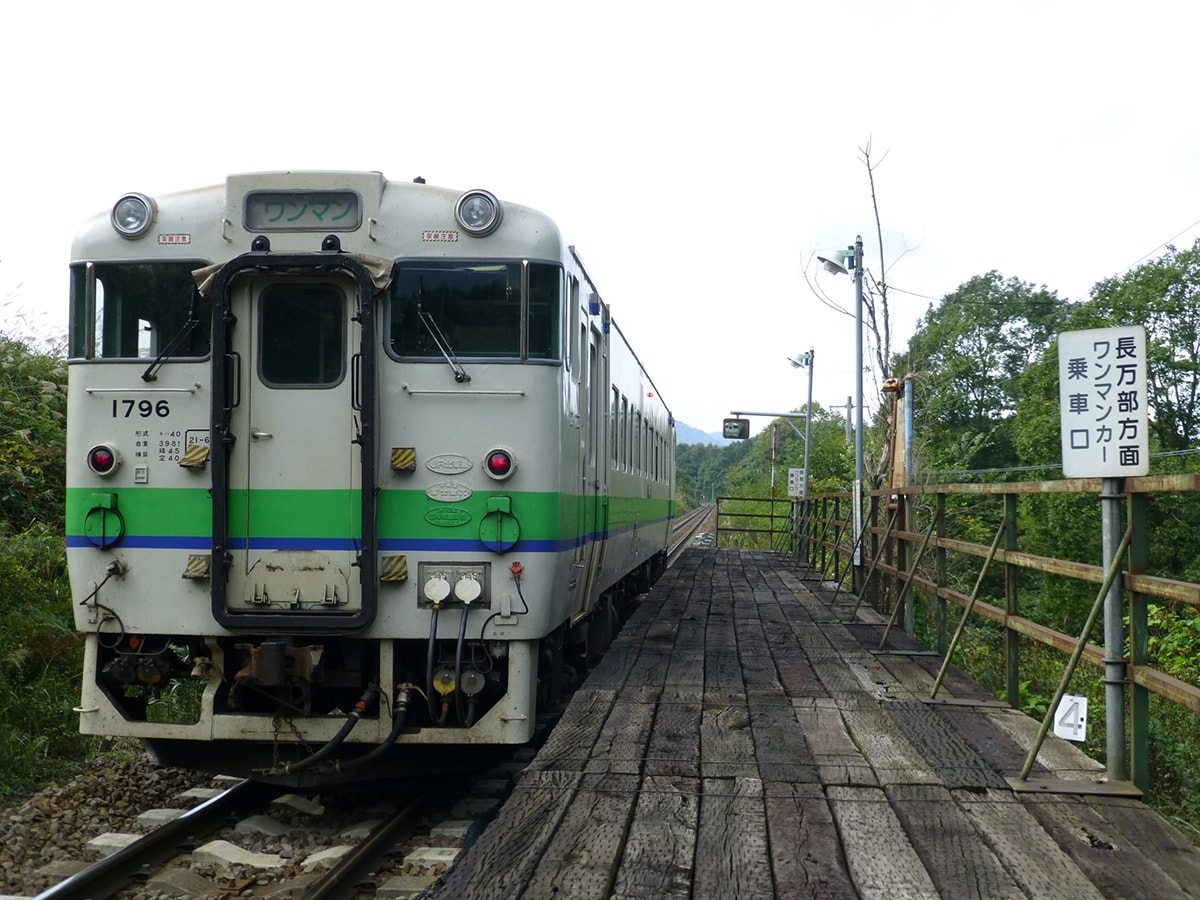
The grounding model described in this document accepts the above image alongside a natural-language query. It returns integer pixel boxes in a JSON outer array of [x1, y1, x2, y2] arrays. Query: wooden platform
[[435, 549, 1200, 899]]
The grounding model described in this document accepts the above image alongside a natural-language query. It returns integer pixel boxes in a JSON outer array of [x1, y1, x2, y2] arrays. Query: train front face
[[66, 173, 582, 776]]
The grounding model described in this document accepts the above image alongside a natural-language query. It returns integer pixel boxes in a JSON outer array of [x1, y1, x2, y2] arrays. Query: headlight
[[110, 193, 156, 239], [454, 189, 503, 237]]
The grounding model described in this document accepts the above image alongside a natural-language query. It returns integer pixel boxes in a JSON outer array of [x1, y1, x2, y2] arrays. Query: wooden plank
[[826, 784, 940, 899], [793, 707, 878, 787], [840, 706, 940, 785], [871, 652, 943, 695], [700, 703, 757, 778], [1023, 793, 1192, 899], [644, 696, 702, 778], [885, 701, 1010, 790], [694, 777, 775, 899], [583, 644, 637, 690], [623, 645, 673, 693], [740, 646, 784, 691], [527, 690, 615, 774], [611, 774, 700, 900], [811, 658, 877, 698], [704, 649, 745, 693], [934, 704, 1039, 778], [953, 787, 1105, 900], [763, 781, 858, 899], [523, 772, 639, 899], [985, 707, 1107, 779], [816, 652, 904, 699], [663, 651, 704, 691], [788, 623, 836, 652], [437, 769, 583, 899], [585, 698, 655, 776], [774, 655, 828, 698], [1089, 796, 1200, 897], [885, 783, 1025, 898], [746, 691, 818, 783], [910, 653, 1000, 701]]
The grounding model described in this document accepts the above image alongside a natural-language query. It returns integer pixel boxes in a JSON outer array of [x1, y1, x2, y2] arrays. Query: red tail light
[[87, 444, 120, 476], [484, 449, 514, 480]]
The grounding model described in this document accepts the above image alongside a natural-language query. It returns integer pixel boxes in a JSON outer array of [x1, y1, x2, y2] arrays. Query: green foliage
[[899, 272, 1065, 474], [0, 332, 67, 529], [1087, 241, 1200, 451], [885, 250, 1200, 835], [0, 333, 94, 801], [675, 439, 752, 508], [0, 525, 92, 800]]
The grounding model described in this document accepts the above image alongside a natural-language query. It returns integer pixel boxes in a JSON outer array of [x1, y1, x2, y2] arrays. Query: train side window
[[69, 261, 209, 360], [569, 276, 581, 380], [611, 388, 619, 464], [620, 395, 628, 471], [526, 262, 562, 360], [634, 411, 643, 474], [258, 284, 345, 388]]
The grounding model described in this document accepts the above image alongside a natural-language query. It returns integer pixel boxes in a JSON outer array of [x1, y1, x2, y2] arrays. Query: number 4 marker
[[1053, 694, 1089, 743]]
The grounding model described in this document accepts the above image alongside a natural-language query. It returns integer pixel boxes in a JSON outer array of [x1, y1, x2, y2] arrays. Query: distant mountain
[[675, 421, 731, 446]]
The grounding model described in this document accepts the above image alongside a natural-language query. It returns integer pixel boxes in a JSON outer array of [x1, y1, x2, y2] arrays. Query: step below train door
[[218, 270, 369, 629]]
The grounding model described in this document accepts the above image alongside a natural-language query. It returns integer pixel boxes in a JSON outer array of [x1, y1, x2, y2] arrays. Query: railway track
[[29, 764, 522, 900], [668, 503, 714, 563]]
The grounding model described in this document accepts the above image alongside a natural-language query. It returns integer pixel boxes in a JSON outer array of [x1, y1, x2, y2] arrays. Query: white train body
[[66, 172, 674, 777]]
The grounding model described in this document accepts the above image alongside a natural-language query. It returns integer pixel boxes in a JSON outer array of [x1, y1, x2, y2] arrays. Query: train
[[66, 171, 675, 781]]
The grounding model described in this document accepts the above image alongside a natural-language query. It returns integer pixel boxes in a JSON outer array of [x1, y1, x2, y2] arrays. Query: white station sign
[[1058, 325, 1149, 478]]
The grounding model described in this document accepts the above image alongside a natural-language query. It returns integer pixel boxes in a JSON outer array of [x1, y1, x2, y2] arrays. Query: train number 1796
[[112, 399, 171, 418]]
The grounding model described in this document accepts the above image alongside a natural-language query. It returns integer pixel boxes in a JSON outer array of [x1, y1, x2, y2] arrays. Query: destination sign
[[244, 190, 362, 232]]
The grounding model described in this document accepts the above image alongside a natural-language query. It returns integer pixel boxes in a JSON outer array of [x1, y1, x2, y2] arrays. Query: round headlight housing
[[110, 193, 156, 239], [455, 189, 503, 237]]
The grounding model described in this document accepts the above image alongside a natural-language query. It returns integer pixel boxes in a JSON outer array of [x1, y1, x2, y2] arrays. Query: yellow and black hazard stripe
[[380, 555, 408, 582]]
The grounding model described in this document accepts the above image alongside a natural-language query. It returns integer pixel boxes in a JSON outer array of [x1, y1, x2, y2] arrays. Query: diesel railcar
[[66, 171, 674, 780]]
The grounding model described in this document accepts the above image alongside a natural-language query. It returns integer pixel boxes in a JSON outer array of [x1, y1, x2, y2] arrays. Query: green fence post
[[936, 492, 947, 656], [1128, 489, 1150, 793], [1005, 491, 1020, 709]]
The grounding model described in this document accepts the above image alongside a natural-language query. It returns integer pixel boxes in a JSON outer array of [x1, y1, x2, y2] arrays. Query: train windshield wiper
[[419, 311, 471, 383], [141, 296, 201, 382]]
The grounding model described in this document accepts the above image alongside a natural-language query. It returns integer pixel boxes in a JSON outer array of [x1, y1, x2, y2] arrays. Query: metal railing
[[792, 474, 1200, 795]]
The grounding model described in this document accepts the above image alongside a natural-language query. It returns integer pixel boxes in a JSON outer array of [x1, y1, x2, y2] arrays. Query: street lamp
[[817, 236, 864, 573], [785, 349, 814, 501]]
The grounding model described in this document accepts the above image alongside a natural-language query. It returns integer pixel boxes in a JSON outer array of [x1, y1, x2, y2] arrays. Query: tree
[[1085, 240, 1200, 452], [898, 272, 1065, 474], [0, 333, 67, 529], [805, 140, 907, 398]]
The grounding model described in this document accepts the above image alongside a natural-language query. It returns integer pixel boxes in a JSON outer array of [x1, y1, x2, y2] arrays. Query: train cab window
[[69, 261, 210, 360], [258, 284, 345, 388], [387, 260, 562, 361]]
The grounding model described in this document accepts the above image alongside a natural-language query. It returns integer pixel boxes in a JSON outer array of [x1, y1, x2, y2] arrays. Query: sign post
[[1058, 324, 1148, 784]]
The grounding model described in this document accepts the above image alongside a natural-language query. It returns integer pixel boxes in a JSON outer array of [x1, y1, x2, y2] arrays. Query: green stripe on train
[[67, 487, 674, 541]]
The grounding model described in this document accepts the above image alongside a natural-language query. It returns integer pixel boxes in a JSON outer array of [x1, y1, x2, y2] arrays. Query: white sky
[[3, 1, 1198, 434]]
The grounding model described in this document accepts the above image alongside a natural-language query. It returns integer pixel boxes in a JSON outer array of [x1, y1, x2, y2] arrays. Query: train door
[[574, 323, 608, 617], [217, 271, 369, 626]]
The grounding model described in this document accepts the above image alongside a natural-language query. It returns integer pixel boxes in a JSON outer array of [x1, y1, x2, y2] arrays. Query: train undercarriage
[[86, 562, 658, 784]]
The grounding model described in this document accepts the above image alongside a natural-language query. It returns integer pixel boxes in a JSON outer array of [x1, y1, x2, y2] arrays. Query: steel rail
[[35, 779, 281, 900], [296, 788, 439, 899]]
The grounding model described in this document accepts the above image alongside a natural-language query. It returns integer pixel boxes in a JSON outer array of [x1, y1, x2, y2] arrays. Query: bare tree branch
[[859, 139, 892, 383]]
